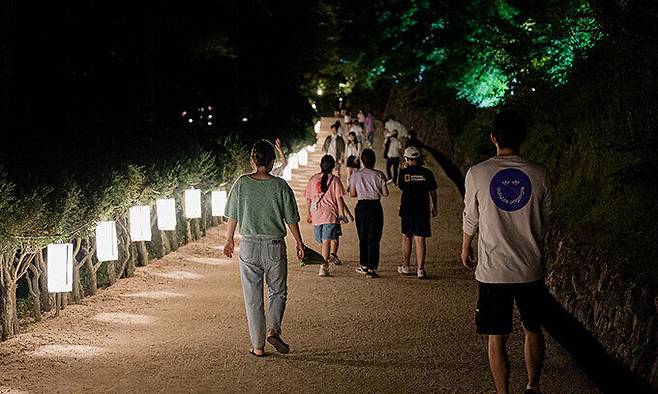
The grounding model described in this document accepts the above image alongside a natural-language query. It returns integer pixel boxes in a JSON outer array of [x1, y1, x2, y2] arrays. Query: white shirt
[[385, 120, 408, 139], [350, 125, 363, 142], [463, 156, 551, 284], [385, 137, 402, 158], [345, 143, 360, 159], [328, 135, 338, 159]]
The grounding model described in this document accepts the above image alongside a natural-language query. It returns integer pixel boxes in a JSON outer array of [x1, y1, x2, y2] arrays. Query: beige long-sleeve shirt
[[463, 156, 551, 284]]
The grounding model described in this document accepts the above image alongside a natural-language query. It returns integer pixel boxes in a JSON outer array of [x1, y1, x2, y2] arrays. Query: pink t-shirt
[[304, 173, 345, 225]]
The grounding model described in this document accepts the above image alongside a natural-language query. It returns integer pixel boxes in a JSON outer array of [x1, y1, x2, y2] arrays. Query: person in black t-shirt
[[397, 146, 438, 279]]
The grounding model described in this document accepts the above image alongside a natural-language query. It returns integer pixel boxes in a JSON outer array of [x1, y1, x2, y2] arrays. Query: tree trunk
[[26, 264, 42, 322], [125, 243, 136, 277], [136, 241, 149, 266], [70, 260, 83, 303], [84, 254, 97, 296], [160, 230, 170, 256], [185, 219, 193, 243], [37, 252, 51, 312], [170, 230, 179, 251], [0, 279, 18, 341]]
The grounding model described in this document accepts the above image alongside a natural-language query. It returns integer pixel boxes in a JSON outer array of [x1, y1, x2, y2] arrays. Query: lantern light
[[288, 153, 299, 170], [211, 191, 228, 217], [298, 149, 308, 166], [156, 198, 177, 231], [47, 243, 74, 293], [130, 205, 152, 242], [96, 221, 118, 262], [282, 165, 292, 181], [184, 189, 202, 219]]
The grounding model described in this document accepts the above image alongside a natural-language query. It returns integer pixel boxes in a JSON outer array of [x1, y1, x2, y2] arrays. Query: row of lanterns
[[47, 189, 228, 293], [46, 143, 318, 294]]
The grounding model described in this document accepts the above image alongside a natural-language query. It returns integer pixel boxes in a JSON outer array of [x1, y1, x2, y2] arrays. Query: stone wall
[[384, 88, 658, 391]]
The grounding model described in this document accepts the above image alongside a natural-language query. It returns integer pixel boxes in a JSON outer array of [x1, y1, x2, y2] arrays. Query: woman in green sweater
[[223, 140, 306, 357]]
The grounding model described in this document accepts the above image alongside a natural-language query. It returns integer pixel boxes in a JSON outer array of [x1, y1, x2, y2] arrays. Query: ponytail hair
[[319, 155, 336, 192]]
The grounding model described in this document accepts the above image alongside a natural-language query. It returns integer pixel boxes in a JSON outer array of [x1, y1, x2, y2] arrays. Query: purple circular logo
[[489, 168, 532, 212]]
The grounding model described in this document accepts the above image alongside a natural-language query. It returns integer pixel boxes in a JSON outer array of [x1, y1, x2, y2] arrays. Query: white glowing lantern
[[288, 153, 299, 170], [184, 189, 202, 219], [47, 243, 73, 293], [156, 198, 177, 231], [314, 121, 321, 134], [130, 205, 152, 242], [211, 191, 227, 217], [282, 165, 293, 181], [95, 221, 118, 262], [298, 149, 308, 166]]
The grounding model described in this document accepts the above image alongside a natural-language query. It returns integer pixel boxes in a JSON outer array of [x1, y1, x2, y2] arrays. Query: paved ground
[[0, 118, 598, 393]]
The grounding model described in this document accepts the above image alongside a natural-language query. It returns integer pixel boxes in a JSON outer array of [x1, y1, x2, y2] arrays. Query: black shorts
[[476, 280, 547, 335], [400, 215, 431, 237]]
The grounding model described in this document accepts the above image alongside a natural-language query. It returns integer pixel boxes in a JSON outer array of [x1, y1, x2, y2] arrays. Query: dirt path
[[0, 118, 598, 393]]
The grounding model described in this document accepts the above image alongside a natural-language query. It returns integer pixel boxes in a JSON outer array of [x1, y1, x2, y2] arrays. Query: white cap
[[403, 146, 420, 159]]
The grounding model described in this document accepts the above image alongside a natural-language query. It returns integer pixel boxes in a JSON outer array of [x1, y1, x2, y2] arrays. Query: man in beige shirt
[[461, 109, 551, 394]]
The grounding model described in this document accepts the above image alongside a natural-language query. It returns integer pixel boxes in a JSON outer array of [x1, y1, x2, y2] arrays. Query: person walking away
[[384, 130, 402, 184], [223, 140, 306, 357], [304, 155, 354, 276], [461, 109, 551, 394], [396, 146, 438, 279], [344, 131, 361, 190], [349, 149, 389, 278], [384, 115, 409, 145], [323, 123, 345, 177], [364, 110, 375, 147], [270, 137, 288, 177]]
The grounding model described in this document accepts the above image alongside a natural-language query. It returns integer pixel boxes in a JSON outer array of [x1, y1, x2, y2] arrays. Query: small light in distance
[[208, 106, 212, 110], [531, 87, 536, 92], [316, 88, 323, 96], [208, 114, 213, 119], [207, 121, 212, 126], [311, 103, 317, 110], [242, 117, 248, 123], [181, 111, 187, 117], [188, 118, 193, 123], [339, 97, 343, 102]]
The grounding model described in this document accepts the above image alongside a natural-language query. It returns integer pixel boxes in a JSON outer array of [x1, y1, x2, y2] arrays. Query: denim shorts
[[314, 223, 342, 243]]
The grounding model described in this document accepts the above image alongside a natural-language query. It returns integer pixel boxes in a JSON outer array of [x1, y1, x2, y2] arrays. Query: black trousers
[[386, 157, 400, 184], [355, 200, 384, 270]]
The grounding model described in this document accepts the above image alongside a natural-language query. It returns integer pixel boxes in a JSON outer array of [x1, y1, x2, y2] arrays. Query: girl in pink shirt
[[304, 155, 354, 276]]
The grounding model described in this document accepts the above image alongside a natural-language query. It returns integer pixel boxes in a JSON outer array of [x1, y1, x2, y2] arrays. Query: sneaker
[[365, 270, 380, 278], [355, 266, 368, 274], [397, 265, 411, 275], [318, 264, 330, 277], [328, 253, 343, 265], [417, 269, 427, 279]]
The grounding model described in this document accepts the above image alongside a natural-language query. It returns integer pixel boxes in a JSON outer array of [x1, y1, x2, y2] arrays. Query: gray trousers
[[238, 235, 288, 349]]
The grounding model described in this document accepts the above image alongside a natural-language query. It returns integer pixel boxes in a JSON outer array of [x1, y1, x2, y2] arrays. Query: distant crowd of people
[[222, 109, 551, 394]]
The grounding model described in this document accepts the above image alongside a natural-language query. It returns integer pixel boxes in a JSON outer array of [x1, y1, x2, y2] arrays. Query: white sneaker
[[397, 265, 411, 275], [417, 269, 427, 279], [355, 266, 368, 274], [318, 264, 330, 277]]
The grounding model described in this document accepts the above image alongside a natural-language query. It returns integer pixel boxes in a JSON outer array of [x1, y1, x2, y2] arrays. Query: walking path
[[0, 118, 598, 393]]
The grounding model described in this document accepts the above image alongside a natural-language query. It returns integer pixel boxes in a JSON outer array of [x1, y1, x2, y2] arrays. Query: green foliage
[[317, 0, 602, 109]]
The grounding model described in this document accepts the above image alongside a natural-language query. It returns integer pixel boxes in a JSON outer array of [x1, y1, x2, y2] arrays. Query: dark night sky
[[1, 1, 326, 182]]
